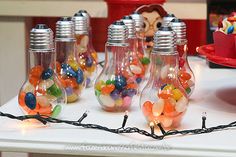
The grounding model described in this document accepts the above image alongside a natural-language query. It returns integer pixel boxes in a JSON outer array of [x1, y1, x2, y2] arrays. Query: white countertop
[[0, 56, 236, 157]]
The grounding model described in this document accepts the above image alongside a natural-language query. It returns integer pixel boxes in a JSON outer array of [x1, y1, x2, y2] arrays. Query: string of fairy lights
[[0, 111, 235, 140]]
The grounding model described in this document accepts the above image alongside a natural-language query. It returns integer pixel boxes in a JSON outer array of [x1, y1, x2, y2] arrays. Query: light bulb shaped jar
[[162, 13, 176, 27], [94, 21, 138, 112], [73, 12, 97, 88], [122, 16, 145, 86], [77, 10, 98, 62], [55, 17, 86, 103], [18, 24, 66, 118], [140, 26, 189, 128], [170, 18, 195, 97], [131, 13, 151, 70]]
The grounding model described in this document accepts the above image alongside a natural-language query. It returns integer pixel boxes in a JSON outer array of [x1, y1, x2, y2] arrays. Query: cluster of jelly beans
[[142, 84, 188, 128], [95, 75, 137, 111], [178, 70, 194, 95], [76, 35, 97, 87], [129, 58, 145, 85], [138, 52, 150, 71], [18, 66, 63, 117], [218, 16, 236, 34], [56, 56, 85, 103]]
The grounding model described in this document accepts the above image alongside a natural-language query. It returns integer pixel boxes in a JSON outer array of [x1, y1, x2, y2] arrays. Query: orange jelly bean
[[179, 71, 191, 80], [158, 90, 172, 99], [142, 101, 153, 116], [126, 83, 137, 89], [18, 92, 26, 107], [30, 65, 44, 78], [29, 76, 40, 87], [101, 84, 115, 95], [163, 99, 175, 114], [65, 78, 78, 88], [56, 61, 61, 73]]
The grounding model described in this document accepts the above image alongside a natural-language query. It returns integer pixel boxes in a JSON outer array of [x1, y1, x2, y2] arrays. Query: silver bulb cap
[[77, 10, 91, 27], [153, 26, 177, 54], [107, 21, 128, 45], [30, 24, 54, 51], [121, 16, 136, 38], [55, 17, 75, 41], [162, 13, 176, 27], [72, 12, 88, 34], [130, 13, 144, 32], [170, 18, 187, 44]]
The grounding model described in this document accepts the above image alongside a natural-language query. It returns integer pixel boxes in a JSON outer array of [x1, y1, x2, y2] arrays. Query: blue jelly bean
[[115, 75, 127, 90], [227, 25, 234, 34], [41, 68, 54, 80], [76, 68, 84, 84], [136, 77, 142, 84], [62, 63, 77, 77], [86, 57, 93, 67], [121, 89, 128, 97], [110, 89, 120, 100], [126, 88, 137, 97], [24, 92, 36, 110]]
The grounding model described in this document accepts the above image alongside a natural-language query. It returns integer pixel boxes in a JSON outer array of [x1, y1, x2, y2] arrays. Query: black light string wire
[[0, 111, 236, 140]]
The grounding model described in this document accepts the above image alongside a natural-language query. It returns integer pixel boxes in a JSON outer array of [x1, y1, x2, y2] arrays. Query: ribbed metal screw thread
[[170, 18, 187, 44], [121, 15, 136, 38], [72, 12, 88, 34], [55, 17, 75, 41], [130, 13, 144, 32], [162, 13, 176, 27]]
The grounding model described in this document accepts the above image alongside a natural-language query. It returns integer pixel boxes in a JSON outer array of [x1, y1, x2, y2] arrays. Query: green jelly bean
[[95, 89, 101, 97], [106, 79, 115, 85], [185, 87, 191, 94], [140, 57, 150, 65], [47, 84, 62, 97], [51, 105, 62, 118]]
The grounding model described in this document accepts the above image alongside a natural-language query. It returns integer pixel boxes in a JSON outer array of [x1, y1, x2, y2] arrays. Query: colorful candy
[[141, 84, 188, 128], [218, 16, 236, 34]]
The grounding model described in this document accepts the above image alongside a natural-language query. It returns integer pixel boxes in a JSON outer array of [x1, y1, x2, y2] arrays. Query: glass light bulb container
[[122, 16, 145, 86], [55, 17, 86, 103], [170, 18, 195, 97], [131, 13, 151, 69], [77, 10, 98, 62], [18, 24, 66, 118], [140, 26, 189, 128], [94, 21, 138, 112], [73, 12, 97, 88]]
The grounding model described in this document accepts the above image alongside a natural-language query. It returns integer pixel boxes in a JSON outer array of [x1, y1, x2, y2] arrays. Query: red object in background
[[105, 0, 165, 24]]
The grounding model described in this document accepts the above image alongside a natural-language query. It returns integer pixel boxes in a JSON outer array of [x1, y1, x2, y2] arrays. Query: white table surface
[[0, 56, 236, 157]]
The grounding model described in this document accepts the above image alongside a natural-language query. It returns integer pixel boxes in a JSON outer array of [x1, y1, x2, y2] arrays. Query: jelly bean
[[126, 83, 137, 89], [47, 84, 62, 97], [41, 68, 54, 80], [172, 89, 183, 101], [62, 64, 77, 77], [99, 94, 115, 107], [126, 88, 137, 97], [86, 57, 93, 67], [56, 62, 61, 73], [91, 52, 98, 62], [95, 89, 101, 97], [68, 60, 79, 71], [123, 96, 132, 107], [22, 82, 35, 93], [115, 98, 123, 106], [65, 87, 73, 96], [163, 99, 176, 114], [36, 105, 52, 115], [136, 77, 142, 84], [106, 79, 115, 85], [175, 96, 188, 112], [161, 84, 167, 90], [179, 71, 191, 80], [161, 64, 170, 79], [127, 76, 136, 83], [65, 78, 78, 88], [152, 99, 164, 116], [163, 84, 175, 91], [29, 76, 40, 87], [67, 93, 78, 102], [115, 75, 127, 90], [18, 92, 26, 106], [185, 87, 191, 94], [142, 101, 153, 116], [38, 79, 54, 91], [140, 57, 150, 65], [227, 25, 234, 34], [101, 84, 115, 95], [51, 105, 62, 118], [30, 65, 44, 78], [158, 90, 172, 99], [95, 80, 105, 91], [76, 68, 84, 84], [161, 116, 173, 128], [110, 89, 120, 100], [25, 92, 36, 110], [36, 95, 50, 107], [130, 64, 142, 74], [227, 16, 236, 23]]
